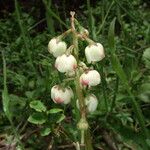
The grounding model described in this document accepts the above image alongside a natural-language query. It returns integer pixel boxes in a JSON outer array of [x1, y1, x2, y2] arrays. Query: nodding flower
[[85, 43, 105, 63], [55, 54, 77, 73], [48, 38, 67, 57], [76, 94, 98, 113], [51, 85, 74, 104], [80, 70, 101, 87]]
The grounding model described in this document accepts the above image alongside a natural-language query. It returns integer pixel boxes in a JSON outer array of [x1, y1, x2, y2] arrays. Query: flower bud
[[55, 54, 77, 73], [85, 43, 105, 63], [80, 28, 89, 37], [77, 118, 88, 130], [48, 38, 67, 57], [76, 94, 98, 113], [66, 70, 76, 77], [51, 85, 73, 104], [80, 70, 101, 87]]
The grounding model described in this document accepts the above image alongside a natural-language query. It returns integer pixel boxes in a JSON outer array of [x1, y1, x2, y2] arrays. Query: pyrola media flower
[[76, 94, 98, 113], [48, 38, 67, 57], [55, 54, 77, 73], [80, 70, 101, 87], [51, 85, 73, 104], [85, 43, 105, 63], [85, 94, 98, 112]]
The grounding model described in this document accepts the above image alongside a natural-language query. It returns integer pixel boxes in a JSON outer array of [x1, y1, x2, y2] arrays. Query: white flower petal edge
[[85, 94, 98, 112], [51, 85, 74, 104], [48, 38, 67, 57], [80, 70, 101, 87], [85, 43, 105, 63], [76, 94, 98, 113], [55, 54, 77, 73]]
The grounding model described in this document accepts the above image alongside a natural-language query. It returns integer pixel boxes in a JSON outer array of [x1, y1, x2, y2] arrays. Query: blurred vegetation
[[0, 0, 150, 149]]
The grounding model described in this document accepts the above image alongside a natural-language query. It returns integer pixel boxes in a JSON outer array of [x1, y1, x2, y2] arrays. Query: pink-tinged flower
[[85, 43, 105, 63], [51, 85, 74, 104], [76, 94, 98, 113], [55, 54, 77, 73], [48, 38, 67, 57], [80, 70, 101, 87]]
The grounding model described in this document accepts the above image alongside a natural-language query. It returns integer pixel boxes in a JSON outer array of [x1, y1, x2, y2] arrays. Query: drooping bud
[[51, 85, 73, 104], [85, 43, 105, 63], [77, 118, 88, 130], [80, 28, 89, 37], [48, 38, 67, 57], [76, 94, 98, 113], [55, 54, 77, 73], [66, 70, 76, 77], [80, 70, 101, 87]]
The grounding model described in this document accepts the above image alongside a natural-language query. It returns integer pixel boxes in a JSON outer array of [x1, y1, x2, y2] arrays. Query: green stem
[[70, 12, 93, 150], [81, 130, 85, 144], [74, 68, 86, 120]]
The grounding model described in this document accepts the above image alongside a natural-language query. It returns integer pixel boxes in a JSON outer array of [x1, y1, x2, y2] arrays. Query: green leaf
[[47, 108, 63, 114], [2, 91, 11, 120], [57, 114, 65, 123], [109, 121, 149, 150], [28, 113, 46, 124], [2, 51, 11, 121], [143, 47, 150, 68], [146, 139, 150, 147], [40, 127, 51, 136], [108, 17, 116, 53], [138, 82, 150, 103], [30, 100, 46, 112]]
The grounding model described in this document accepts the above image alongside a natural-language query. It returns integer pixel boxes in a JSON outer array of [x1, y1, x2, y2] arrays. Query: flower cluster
[[48, 28, 104, 113]]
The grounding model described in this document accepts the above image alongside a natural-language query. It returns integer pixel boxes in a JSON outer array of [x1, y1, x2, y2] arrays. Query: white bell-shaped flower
[[48, 38, 67, 57], [85, 94, 98, 112], [76, 94, 98, 113], [80, 70, 101, 87], [55, 54, 77, 73], [85, 43, 105, 63], [51, 85, 73, 104]]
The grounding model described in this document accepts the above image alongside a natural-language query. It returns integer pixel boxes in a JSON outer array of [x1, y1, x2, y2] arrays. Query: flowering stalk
[[48, 11, 105, 150], [70, 12, 86, 118], [70, 11, 93, 150]]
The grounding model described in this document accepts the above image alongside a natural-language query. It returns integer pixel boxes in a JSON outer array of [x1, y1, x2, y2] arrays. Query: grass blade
[[97, 0, 114, 35], [114, 0, 141, 23], [2, 51, 11, 121], [15, 0, 35, 71], [44, 0, 55, 34], [108, 17, 116, 53], [86, 0, 96, 40], [96, 64, 109, 113], [2, 51, 24, 149], [42, 0, 68, 29], [108, 18, 149, 139]]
